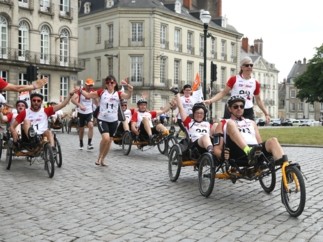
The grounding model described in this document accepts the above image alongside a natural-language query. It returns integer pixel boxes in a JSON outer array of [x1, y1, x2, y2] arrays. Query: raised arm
[[120, 83, 134, 100], [174, 93, 188, 121], [53, 91, 75, 113], [3, 78, 48, 92]]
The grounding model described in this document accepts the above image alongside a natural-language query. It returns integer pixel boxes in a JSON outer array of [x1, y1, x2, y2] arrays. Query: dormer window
[[175, 0, 181, 14], [84, 2, 91, 14], [106, 0, 114, 8]]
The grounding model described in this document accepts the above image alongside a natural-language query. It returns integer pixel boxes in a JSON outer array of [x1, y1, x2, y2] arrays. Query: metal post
[[203, 23, 208, 101]]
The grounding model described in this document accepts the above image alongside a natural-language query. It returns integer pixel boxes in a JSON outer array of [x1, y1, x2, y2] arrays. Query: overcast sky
[[222, 0, 323, 82]]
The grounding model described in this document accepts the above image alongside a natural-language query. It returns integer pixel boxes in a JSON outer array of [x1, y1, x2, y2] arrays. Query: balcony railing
[[160, 40, 169, 50], [59, 6, 73, 20], [128, 38, 145, 47], [174, 43, 182, 52], [187, 45, 195, 55], [104, 40, 113, 49], [39, 2, 54, 15], [0, 47, 84, 69]]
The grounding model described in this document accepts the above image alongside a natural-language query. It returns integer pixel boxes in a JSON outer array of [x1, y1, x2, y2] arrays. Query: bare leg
[[87, 121, 93, 140], [265, 137, 284, 160], [97, 133, 112, 166], [197, 134, 213, 150]]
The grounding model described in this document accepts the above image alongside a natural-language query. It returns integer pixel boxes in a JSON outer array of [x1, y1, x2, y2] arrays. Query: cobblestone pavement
[[0, 129, 323, 242]]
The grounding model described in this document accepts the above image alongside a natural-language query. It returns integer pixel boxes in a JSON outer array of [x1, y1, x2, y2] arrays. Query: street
[[0, 129, 323, 242]]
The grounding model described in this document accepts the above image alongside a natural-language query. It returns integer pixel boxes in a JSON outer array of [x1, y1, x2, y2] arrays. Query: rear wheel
[[166, 136, 177, 157], [281, 165, 306, 217], [0, 136, 3, 160], [157, 137, 166, 155], [44, 143, 55, 178], [6, 138, 13, 170], [259, 157, 276, 193], [54, 135, 62, 168], [198, 153, 215, 197], [168, 144, 182, 182], [122, 132, 132, 155]]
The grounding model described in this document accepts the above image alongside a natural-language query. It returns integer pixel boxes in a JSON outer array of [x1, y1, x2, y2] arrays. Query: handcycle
[[48, 117, 67, 133], [67, 116, 79, 134], [197, 141, 306, 217], [5, 128, 57, 178]]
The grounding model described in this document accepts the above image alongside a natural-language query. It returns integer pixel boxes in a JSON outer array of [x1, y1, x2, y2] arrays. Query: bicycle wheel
[[0, 136, 3, 160], [281, 165, 306, 217], [259, 158, 276, 193], [54, 135, 63, 168], [6, 139, 13, 170], [43, 143, 55, 178], [157, 137, 167, 155], [166, 136, 178, 157], [122, 131, 132, 155], [168, 144, 182, 182], [198, 153, 215, 197]]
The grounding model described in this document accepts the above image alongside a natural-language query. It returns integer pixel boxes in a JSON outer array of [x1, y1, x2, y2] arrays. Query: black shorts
[[78, 113, 93, 127], [97, 120, 118, 136], [138, 123, 159, 139]]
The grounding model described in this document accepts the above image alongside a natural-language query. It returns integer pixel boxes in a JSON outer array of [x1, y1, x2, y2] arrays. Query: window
[[40, 78, 49, 102], [160, 58, 166, 84], [230, 42, 236, 62], [107, 57, 113, 76], [40, 0, 50, 11], [0, 16, 8, 58], [211, 38, 216, 59], [160, 24, 167, 49], [19, 0, 28, 8], [131, 56, 143, 82], [106, 0, 114, 8], [187, 62, 193, 83], [59, 29, 69, 66], [187, 31, 193, 54], [131, 94, 142, 105], [108, 24, 113, 46], [40, 25, 50, 64], [298, 103, 303, 111], [221, 67, 226, 88], [84, 2, 91, 14], [199, 34, 204, 56], [290, 103, 296, 111], [199, 63, 203, 82], [0, 71, 8, 100], [221, 40, 227, 61], [131, 22, 143, 42], [309, 104, 314, 111], [290, 89, 296, 98], [96, 58, 101, 81], [60, 76, 69, 100], [174, 60, 180, 85], [60, 0, 70, 14], [18, 21, 29, 61], [174, 28, 181, 52], [96, 25, 101, 44]]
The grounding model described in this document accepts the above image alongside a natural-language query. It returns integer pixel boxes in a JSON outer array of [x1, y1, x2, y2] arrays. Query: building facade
[[78, 0, 279, 120], [0, 0, 83, 108]]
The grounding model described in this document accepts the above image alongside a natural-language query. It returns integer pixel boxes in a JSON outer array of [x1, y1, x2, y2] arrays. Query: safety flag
[[192, 73, 201, 91]]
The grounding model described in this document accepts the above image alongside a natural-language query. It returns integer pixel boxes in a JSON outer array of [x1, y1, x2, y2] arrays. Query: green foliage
[[294, 44, 323, 103], [259, 127, 323, 146]]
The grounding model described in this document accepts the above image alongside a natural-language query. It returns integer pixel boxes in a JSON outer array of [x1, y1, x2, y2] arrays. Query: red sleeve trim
[[15, 110, 26, 124], [254, 80, 261, 95], [226, 76, 237, 88]]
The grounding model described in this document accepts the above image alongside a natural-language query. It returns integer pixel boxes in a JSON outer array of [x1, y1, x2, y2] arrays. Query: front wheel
[[44, 143, 55, 178], [259, 157, 276, 193], [281, 165, 306, 217], [6, 139, 13, 170], [54, 135, 63, 168], [198, 153, 215, 197], [168, 144, 182, 182], [122, 132, 132, 155]]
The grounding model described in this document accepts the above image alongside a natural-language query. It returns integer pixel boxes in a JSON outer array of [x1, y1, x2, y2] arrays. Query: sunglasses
[[243, 64, 253, 68], [106, 81, 115, 85], [232, 104, 244, 109], [32, 99, 42, 103], [121, 104, 127, 107]]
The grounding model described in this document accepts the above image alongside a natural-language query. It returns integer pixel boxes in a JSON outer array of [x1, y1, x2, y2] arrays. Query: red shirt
[[0, 77, 8, 90]]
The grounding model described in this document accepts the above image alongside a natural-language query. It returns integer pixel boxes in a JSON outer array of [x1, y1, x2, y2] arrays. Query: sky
[[222, 0, 323, 82]]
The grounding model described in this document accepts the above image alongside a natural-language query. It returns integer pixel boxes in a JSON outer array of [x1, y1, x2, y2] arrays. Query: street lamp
[[200, 10, 211, 100]]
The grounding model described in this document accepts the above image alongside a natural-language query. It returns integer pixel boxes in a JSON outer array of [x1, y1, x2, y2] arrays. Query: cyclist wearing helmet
[[78, 75, 133, 166], [10, 91, 75, 151], [213, 95, 286, 166], [174, 93, 215, 154], [130, 98, 171, 145], [0, 100, 28, 124], [204, 57, 270, 123]]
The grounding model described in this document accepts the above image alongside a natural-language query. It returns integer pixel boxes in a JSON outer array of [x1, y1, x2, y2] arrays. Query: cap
[[85, 78, 94, 86]]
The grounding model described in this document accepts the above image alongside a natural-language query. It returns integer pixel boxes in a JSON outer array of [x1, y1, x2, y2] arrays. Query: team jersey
[[96, 89, 121, 122], [183, 116, 210, 142], [221, 118, 258, 145], [177, 95, 198, 119], [131, 111, 157, 128], [0, 77, 8, 90], [227, 75, 260, 109], [123, 109, 133, 121], [77, 88, 95, 114], [15, 107, 55, 134]]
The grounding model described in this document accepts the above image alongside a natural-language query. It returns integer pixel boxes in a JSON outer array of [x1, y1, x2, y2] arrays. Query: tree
[[294, 44, 323, 104]]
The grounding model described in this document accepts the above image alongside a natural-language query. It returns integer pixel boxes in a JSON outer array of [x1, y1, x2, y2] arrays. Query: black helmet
[[227, 95, 245, 107], [120, 99, 128, 105], [16, 100, 28, 108], [192, 102, 208, 120], [137, 98, 147, 105], [30, 92, 44, 101]]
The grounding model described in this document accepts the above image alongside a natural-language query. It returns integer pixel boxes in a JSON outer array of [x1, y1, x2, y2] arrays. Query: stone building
[[0, 0, 83, 108]]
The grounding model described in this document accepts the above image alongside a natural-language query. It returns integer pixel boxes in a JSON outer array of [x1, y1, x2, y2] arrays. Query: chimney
[[250, 45, 255, 54], [303, 58, 306, 64], [242, 37, 249, 53], [216, 0, 222, 17], [183, 0, 192, 10], [254, 38, 263, 56]]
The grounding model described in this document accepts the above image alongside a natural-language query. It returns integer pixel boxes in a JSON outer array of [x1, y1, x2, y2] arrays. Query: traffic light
[[210, 61, 217, 82], [26, 65, 38, 83]]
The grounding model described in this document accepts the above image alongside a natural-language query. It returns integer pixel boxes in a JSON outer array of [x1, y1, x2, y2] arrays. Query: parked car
[[270, 118, 281, 126], [256, 118, 265, 126], [281, 119, 293, 126]]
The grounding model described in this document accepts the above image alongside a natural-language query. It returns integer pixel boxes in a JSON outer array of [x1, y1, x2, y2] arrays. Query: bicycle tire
[[198, 153, 215, 197], [54, 135, 63, 168], [44, 143, 55, 178], [168, 144, 182, 182], [6, 139, 13, 170], [281, 165, 306, 217], [259, 158, 276, 193], [122, 131, 132, 155]]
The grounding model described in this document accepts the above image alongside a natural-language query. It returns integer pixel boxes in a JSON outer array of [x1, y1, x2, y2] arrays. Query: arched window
[[40, 25, 50, 64], [18, 20, 29, 61], [59, 29, 69, 66], [0, 16, 8, 58]]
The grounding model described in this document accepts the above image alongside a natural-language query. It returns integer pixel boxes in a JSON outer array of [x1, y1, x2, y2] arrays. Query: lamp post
[[200, 10, 211, 101]]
